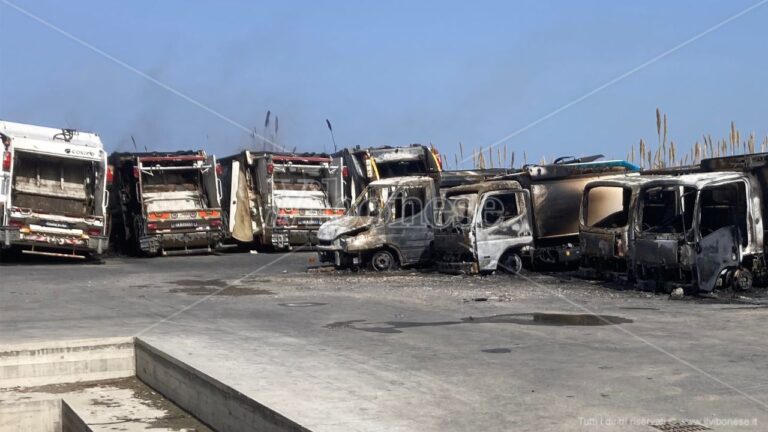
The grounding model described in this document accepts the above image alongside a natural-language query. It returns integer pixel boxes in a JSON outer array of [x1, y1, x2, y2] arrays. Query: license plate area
[[171, 221, 197, 229]]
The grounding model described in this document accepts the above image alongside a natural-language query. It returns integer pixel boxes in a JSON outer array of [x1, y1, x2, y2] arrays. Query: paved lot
[[2, 252, 768, 431]]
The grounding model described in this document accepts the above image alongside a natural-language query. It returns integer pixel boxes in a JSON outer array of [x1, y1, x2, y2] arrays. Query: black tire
[[370, 250, 397, 271], [498, 252, 523, 274], [734, 268, 753, 291]]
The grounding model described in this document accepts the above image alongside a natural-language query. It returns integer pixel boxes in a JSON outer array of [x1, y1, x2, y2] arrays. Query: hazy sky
[[1, 0, 766, 168]]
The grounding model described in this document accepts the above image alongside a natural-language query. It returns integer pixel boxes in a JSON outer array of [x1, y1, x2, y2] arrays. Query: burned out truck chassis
[[633, 168, 764, 293], [435, 180, 533, 274], [317, 176, 436, 270]]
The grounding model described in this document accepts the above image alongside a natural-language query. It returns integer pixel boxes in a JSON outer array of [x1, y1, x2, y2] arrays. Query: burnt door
[[474, 190, 532, 270], [385, 187, 432, 264], [695, 182, 748, 291], [695, 226, 739, 292]]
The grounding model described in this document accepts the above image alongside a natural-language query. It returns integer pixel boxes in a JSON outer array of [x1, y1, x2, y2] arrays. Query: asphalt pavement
[[2, 251, 767, 431]]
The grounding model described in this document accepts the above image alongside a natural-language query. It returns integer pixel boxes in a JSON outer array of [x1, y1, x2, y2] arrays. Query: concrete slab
[[2, 252, 768, 431]]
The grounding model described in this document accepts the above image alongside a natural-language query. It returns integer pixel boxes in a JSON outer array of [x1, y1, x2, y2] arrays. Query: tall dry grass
[[627, 108, 768, 170], [440, 108, 766, 171]]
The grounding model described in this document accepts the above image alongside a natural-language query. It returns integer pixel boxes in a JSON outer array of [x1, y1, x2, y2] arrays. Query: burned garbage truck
[[634, 154, 768, 293], [108, 151, 224, 256], [0, 121, 109, 259], [496, 158, 639, 269], [220, 152, 345, 250], [334, 144, 442, 203]]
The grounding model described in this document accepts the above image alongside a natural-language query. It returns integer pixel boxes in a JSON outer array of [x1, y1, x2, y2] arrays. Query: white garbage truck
[[0, 120, 109, 259]]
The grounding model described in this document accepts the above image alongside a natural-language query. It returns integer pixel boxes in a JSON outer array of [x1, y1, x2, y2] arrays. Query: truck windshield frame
[[350, 184, 394, 218], [639, 185, 696, 235], [583, 185, 632, 229], [441, 193, 478, 227]]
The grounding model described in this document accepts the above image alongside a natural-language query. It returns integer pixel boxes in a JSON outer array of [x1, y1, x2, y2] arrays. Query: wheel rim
[[735, 269, 753, 291], [502, 253, 523, 274], [372, 251, 393, 271]]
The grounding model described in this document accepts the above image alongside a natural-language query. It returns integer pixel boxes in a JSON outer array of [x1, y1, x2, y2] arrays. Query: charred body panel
[[220, 151, 345, 250], [108, 151, 224, 256], [0, 121, 109, 259], [632, 171, 761, 292], [316, 176, 436, 270], [434, 180, 533, 274], [498, 159, 639, 268]]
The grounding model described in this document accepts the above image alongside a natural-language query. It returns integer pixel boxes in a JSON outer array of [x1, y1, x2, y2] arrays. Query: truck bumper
[[141, 231, 223, 255], [0, 227, 107, 256], [316, 247, 360, 268], [271, 228, 320, 249]]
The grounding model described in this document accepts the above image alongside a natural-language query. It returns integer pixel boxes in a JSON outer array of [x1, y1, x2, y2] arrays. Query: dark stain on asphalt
[[169, 286, 274, 296], [325, 313, 632, 334], [482, 348, 512, 354], [172, 279, 228, 287], [279, 302, 328, 308], [324, 320, 366, 330], [167, 278, 274, 296]]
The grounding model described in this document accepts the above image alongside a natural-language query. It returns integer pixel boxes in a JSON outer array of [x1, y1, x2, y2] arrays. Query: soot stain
[[278, 302, 328, 308], [482, 348, 512, 354], [325, 313, 632, 334]]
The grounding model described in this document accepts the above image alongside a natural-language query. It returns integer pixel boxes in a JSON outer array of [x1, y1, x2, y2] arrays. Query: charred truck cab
[[334, 144, 442, 203], [316, 176, 436, 270], [578, 175, 646, 280], [220, 152, 345, 250], [108, 151, 224, 256], [579, 167, 700, 281], [0, 121, 109, 259], [434, 180, 532, 274], [498, 158, 639, 269], [633, 171, 757, 293]]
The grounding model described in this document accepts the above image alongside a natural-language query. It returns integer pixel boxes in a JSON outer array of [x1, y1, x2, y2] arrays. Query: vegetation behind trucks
[[108, 151, 224, 256], [0, 121, 109, 259], [220, 151, 345, 250]]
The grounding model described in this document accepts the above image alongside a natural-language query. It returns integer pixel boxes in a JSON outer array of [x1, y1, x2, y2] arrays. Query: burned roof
[[701, 152, 768, 172], [368, 176, 434, 187], [639, 171, 746, 189], [584, 174, 654, 189], [444, 179, 523, 196], [109, 150, 206, 164]]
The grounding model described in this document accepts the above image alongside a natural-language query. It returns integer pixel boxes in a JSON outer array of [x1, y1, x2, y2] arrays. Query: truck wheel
[[734, 268, 753, 291], [499, 252, 523, 274], [371, 250, 396, 271]]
